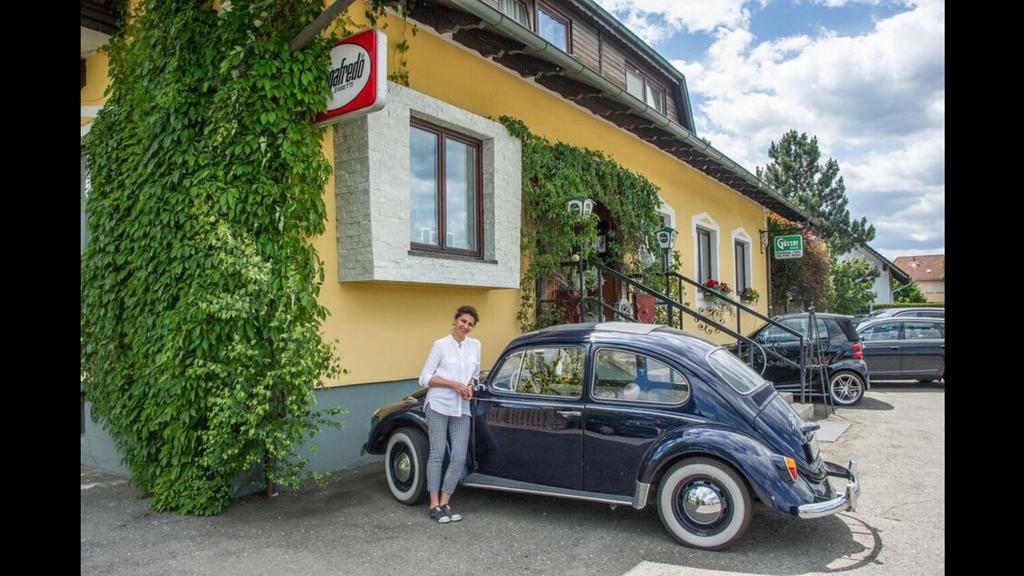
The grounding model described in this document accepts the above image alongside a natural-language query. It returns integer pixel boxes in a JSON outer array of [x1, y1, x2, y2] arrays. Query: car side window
[[490, 351, 524, 392], [902, 322, 943, 340], [512, 347, 585, 398], [758, 324, 798, 344], [592, 349, 690, 404], [861, 322, 900, 341]]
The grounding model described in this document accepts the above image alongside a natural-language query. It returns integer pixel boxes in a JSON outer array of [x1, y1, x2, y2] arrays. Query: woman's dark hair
[[454, 305, 479, 325]]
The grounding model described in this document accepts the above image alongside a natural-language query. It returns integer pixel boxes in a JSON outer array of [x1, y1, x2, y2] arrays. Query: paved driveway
[[81, 382, 944, 576]]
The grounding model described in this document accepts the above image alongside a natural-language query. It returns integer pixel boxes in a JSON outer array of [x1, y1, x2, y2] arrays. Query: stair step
[[790, 402, 815, 421]]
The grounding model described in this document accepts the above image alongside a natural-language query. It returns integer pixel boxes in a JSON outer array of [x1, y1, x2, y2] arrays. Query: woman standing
[[418, 305, 480, 523]]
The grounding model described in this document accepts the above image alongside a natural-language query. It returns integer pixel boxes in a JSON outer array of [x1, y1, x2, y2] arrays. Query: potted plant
[[740, 286, 760, 305], [702, 278, 732, 299]]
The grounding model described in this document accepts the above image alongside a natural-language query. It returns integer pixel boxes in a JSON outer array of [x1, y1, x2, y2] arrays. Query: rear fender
[[639, 425, 818, 515]]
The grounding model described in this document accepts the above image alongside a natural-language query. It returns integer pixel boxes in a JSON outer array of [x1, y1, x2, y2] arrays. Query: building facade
[[81, 0, 809, 475], [838, 244, 912, 306]]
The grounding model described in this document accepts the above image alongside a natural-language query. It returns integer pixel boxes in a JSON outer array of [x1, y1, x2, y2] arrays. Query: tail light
[[784, 456, 798, 481], [852, 342, 863, 359]]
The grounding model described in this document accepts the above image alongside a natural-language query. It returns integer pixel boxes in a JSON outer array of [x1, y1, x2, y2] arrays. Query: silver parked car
[[856, 318, 944, 382]]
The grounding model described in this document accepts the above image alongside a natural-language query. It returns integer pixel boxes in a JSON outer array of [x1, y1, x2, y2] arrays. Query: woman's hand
[[460, 382, 474, 400]]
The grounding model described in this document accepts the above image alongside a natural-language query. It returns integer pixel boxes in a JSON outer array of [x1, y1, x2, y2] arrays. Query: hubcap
[[394, 451, 412, 483], [681, 481, 725, 525], [831, 373, 862, 403]]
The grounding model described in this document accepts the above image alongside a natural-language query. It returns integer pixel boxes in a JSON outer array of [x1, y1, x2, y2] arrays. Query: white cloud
[[595, 0, 749, 43], [671, 1, 944, 255]]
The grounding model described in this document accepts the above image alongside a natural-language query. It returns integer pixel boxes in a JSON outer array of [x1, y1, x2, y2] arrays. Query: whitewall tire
[[656, 457, 752, 550], [384, 427, 428, 505]]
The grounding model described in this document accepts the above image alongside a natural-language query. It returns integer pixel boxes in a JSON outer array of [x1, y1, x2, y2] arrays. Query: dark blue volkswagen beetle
[[363, 323, 860, 550]]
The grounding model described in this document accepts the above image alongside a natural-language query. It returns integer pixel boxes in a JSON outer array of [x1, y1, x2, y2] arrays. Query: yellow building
[[81, 0, 810, 473]]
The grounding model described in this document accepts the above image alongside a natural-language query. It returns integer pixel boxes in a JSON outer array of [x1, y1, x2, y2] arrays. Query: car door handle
[[556, 410, 581, 418], [889, 346, 900, 350]]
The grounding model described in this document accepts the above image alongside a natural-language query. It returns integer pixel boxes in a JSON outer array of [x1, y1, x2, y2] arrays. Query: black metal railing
[[537, 258, 823, 403]]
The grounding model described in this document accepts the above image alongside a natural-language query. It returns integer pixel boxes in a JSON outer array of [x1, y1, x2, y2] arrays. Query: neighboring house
[[893, 254, 945, 303], [838, 244, 911, 305], [81, 0, 811, 474]]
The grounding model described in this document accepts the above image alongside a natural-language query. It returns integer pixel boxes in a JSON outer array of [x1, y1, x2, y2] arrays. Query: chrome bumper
[[797, 460, 860, 519]]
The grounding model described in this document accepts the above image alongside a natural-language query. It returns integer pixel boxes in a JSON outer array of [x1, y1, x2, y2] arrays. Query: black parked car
[[363, 322, 860, 550], [743, 313, 870, 406], [856, 318, 944, 382]]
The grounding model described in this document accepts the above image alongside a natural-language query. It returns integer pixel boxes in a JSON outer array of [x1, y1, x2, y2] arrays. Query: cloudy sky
[[595, 0, 944, 259]]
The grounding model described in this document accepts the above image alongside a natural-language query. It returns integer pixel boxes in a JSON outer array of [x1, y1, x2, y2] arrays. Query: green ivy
[[498, 117, 666, 330], [78, 0, 400, 515]]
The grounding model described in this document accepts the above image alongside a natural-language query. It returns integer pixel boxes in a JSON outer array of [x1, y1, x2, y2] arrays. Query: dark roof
[[857, 244, 911, 284], [411, 1, 812, 224]]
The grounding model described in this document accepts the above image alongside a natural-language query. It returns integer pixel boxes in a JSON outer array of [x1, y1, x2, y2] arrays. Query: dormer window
[[537, 2, 571, 53], [626, 63, 666, 115], [500, 0, 531, 28]]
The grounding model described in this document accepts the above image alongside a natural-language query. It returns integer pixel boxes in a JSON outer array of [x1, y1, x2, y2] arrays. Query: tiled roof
[[893, 255, 944, 282]]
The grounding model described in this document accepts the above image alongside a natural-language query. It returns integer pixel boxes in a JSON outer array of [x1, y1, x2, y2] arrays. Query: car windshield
[[708, 348, 768, 394]]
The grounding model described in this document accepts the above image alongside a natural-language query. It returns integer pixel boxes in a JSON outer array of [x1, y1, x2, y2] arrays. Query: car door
[[757, 317, 828, 385], [472, 345, 586, 490], [859, 321, 902, 377], [899, 321, 945, 379], [583, 346, 695, 496]]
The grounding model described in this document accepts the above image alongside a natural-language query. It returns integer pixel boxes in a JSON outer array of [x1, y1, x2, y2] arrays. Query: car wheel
[[384, 427, 428, 505], [829, 370, 865, 406], [656, 457, 752, 550]]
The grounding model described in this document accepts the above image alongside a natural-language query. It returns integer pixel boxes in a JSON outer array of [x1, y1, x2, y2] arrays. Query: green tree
[[892, 278, 928, 303], [80, 0, 362, 515], [756, 130, 874, 254], [768, 216, 830, 313], [828, 257, 880, 314]]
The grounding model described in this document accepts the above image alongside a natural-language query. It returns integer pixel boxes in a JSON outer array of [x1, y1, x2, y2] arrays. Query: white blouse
[[418, 334, 481, 417]]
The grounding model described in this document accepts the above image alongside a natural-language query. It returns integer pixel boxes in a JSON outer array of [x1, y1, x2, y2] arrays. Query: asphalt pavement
[[81, 381, 944, 576]]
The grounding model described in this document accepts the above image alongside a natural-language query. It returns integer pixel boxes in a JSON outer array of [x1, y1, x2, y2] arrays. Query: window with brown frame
[[625, 63, 667, 115], [500, 0, 531, 28], [409, 119, 483, 257], [536, 1, 571, 53]]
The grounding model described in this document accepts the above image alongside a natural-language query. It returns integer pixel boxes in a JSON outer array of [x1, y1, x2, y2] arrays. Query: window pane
[[698, 229, 711, 283], [626, 68, 643, 100], [862, 322, 900, 341], [646, 84, 664, 112], [500, 0, 530, 27], [735, 241, 747, 293], [708, 349, 766, 394], [517, 347, 584, 397], [594, 349, 690, 403], [409, 126, 438, 246], [902, 322, 943, 340], [491, 352, 523, 392], [445, 137, 478, 251], [537, 8, 567, 51], [759, 324, 798, 344]]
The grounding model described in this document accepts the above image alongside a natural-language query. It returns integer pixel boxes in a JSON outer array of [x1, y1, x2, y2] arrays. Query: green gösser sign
[[773, 235, 804, 259]]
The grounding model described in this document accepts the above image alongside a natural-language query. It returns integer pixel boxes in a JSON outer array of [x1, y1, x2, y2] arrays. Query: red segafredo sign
[[314, 28, 387, 126]]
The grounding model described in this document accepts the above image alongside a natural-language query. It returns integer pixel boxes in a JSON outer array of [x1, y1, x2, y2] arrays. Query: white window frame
[[691, 213, 720, 298], [731, 228, 753, 297]]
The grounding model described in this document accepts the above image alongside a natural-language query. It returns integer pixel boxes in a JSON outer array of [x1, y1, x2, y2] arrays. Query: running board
[[462, 473, 648, 510]]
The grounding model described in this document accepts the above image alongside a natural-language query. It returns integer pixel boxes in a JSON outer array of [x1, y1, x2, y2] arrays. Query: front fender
[[363, 404, 427, 455], [638, 425, 822, 516]]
